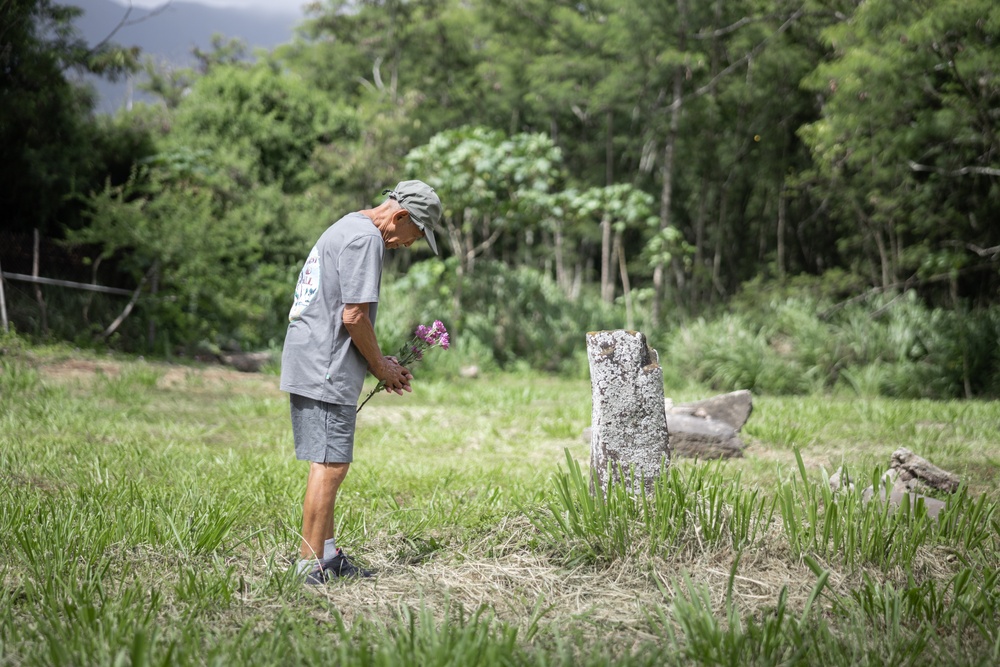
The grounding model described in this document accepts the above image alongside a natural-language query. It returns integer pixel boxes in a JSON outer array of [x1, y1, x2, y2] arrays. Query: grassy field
[[1, 345, 998, 666]]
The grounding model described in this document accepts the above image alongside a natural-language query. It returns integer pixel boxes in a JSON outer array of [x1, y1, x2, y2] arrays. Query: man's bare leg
[[300, 461, 350, 560]]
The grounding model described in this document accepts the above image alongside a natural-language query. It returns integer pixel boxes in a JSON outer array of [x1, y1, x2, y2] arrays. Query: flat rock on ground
[[668, 389, 753, 431], [583, 389, 753, 461], [665, 413, 746, 459]]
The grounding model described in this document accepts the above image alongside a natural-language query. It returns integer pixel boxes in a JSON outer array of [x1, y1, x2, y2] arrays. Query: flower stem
[[356, 382, 383, 413]]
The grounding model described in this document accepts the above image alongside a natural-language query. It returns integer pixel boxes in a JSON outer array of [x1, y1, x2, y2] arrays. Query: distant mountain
[[72, 0, 305, 112]]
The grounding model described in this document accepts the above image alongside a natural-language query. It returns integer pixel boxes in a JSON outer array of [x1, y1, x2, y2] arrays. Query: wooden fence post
[[33, 229, 48, 336], [0, 257, 8, 333]]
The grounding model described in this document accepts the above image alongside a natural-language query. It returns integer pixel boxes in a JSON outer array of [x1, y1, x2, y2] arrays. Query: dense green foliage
[[1, 348, 998, 665], [665, 285, 1000, 398], [0, 0, 143, 233], [2, 0, 998, 394], [70, 62, 358, 351]]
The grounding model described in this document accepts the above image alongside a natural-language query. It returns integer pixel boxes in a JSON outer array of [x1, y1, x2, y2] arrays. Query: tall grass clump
[[0, 355, 40, 397], [652, 557, 839, 667], [777, 449, 998, 571], [654, 556, 1000, 667], [531, 451, 775, 563]]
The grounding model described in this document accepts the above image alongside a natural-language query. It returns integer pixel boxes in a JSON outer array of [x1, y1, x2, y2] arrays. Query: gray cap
[[383, 180, 442, 255]]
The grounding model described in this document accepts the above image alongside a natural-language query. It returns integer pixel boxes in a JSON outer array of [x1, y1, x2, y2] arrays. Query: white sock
[[322, 538, 337, 561], [296, 558, 319, 575]]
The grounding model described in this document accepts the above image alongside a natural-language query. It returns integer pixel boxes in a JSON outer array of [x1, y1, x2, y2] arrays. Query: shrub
[[378, 259, 624, 375], [663, 276, 1000, 398]]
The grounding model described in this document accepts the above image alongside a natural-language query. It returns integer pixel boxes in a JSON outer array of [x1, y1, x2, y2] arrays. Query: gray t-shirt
[[279, 212, 384, 404]]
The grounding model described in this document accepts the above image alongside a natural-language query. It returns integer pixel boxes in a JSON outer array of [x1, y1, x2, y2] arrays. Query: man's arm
[[342, 302, 412, 394]]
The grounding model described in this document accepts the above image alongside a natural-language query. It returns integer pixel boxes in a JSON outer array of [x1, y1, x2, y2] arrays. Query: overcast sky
[[115, 0, 308, 15]]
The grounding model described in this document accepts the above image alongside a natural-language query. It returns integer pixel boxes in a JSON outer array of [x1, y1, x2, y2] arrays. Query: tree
[[800, 0, 1000, 304], [403, 126, 566, 324], [166, 60, 356, 194], [568, 184, 662, 328], [0, 0, 140, 234], [74, 61, 357, 351]]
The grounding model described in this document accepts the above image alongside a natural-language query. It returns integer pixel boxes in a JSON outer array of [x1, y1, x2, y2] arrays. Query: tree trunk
[[873, 227, 891, 289], [606, 109, 614, 186], [654, 98, 680, 321], [693, 179, 710, 308], [777, 181, 787, 279], [554, 222, 567, 293], [653, 0, 687, 325], [712, 182, 729, 300], [148, 264, 159, 350], [617, 241, 634, 330], [600, 213, 613, 303], [464, 208, 476, 276], [571, 259, 583, 300], [82, 255, 101, 326]]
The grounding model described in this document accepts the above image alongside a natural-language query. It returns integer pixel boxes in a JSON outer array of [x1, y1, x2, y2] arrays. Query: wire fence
[[0, 229, 139, 340], [4, 230, 89, 277]]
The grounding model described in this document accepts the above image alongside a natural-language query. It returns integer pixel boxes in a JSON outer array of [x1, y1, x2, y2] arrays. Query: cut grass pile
[[1, 349, 998, 666]]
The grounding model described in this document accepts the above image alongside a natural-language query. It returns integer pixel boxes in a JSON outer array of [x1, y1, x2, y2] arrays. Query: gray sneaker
[[322, 548, 374, 579], [302, 564, 327, 585]]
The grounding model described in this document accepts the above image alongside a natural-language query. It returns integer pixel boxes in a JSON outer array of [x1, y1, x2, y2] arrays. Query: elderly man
[[279, 180, 442, 584]]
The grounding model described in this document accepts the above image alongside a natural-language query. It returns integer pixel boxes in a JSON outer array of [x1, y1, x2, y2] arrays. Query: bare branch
[[0, 272, 132, 296], [944, 240, 1000, 259], [100, 262, 158, 340], [692, 16, 757, 39], [908, 161, 1000, 178], [87, 1, 173, 57], [819, 263, 998, 319], [466, 227, 504, 262], [692, 8, 849, 39], [667, 8, 806, 111], [968, 243, 1000, 258]]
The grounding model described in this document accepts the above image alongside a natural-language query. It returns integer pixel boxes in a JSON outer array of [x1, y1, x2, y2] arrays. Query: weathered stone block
[[586, 330, 670, 495]]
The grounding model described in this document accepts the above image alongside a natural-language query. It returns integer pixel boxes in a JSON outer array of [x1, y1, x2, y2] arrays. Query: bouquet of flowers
[[357, 320, 450, 413]]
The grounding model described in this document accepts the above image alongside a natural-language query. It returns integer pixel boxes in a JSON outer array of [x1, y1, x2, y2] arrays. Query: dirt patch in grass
[[36, 357, 279, 394], [37, 358, 123, 381]]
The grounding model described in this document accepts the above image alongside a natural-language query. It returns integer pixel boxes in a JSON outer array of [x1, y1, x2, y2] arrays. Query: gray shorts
[[289, 394, 356, 463]]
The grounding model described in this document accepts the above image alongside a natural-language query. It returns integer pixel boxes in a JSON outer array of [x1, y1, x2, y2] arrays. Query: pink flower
[[357, 318, 450, 413]]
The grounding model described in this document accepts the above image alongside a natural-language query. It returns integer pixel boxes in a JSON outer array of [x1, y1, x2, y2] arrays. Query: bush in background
[[663, 274, 1000, 399]]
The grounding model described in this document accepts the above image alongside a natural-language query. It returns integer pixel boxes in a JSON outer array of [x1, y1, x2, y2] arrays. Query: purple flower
[[357, 318, 450, 413]]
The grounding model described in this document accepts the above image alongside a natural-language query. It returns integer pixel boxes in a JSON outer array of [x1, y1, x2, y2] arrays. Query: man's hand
[[344, 303, 413, 395], [374, 356, 413, 395]]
